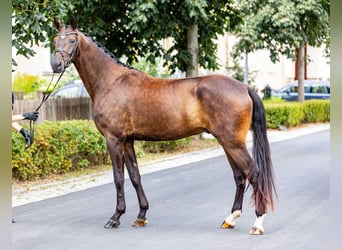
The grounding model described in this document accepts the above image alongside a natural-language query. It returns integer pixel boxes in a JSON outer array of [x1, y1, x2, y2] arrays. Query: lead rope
[[26, 70, 65, 149]]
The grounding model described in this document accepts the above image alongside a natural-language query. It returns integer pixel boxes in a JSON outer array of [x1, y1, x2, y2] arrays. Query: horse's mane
[[82, 32, 135, 70]]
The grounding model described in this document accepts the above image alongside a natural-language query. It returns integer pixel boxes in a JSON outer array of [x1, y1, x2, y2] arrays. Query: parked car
[[272, 80, 330, 101], [50, 80, 89, 98]]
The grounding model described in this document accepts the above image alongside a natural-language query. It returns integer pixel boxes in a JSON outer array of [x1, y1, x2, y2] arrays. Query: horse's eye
[[70, 38, 75, 44]]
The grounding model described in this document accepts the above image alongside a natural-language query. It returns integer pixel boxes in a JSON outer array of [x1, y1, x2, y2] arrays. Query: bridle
[[36, 31, 79, 111], [26, 31, 79, 149], [54, 31, 79, 68]]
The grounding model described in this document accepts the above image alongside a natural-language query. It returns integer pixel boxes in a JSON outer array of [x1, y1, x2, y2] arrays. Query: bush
[[140, 137, 193, 154], [12, 120, 110, 181], [12, 120, 193, 181], [264, 102, 304, 128], [264, 100, 330, 129], [12, 73, 46, 98], [302, 100, 330, 123]]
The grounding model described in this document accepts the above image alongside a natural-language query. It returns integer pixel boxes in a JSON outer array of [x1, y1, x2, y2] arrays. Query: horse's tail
[[247, 87, 277, 213]]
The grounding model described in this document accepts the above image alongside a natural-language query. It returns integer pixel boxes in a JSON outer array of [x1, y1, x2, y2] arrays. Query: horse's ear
[[71, 16, 77, 30], [54, 17, 62, 31]]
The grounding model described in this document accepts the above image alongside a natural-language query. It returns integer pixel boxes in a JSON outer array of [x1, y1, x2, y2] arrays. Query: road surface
[[13, 130, 329, 250]]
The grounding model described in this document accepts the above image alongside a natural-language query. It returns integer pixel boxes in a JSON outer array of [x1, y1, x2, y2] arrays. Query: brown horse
[[51, 17, 276, 235]]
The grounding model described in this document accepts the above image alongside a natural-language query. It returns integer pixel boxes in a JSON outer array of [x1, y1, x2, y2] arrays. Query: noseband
[[55, 31, 78, 68]]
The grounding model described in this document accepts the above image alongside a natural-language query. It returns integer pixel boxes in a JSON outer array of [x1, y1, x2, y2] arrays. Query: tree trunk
[[294, 45, 307, 80], [297, 45, 305, 102], [186, 24, 198, 77]]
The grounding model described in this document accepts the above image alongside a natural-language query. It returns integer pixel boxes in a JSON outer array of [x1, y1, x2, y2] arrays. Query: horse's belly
[[129, 122, 206, 141]]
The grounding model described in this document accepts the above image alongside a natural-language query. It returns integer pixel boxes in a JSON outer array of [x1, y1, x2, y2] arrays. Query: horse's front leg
[[124, 140, 149, 227], [104, 136, 126, 229]]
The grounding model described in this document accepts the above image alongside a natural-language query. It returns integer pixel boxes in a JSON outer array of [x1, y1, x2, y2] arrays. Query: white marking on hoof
[[222, 210, 241, 229], [249, 214, 267, 235]]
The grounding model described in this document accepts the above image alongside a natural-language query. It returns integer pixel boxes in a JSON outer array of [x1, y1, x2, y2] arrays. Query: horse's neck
[[73, 34, 126, 101]]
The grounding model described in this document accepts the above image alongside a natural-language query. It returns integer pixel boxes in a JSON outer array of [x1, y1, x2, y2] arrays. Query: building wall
[[216, 34, 330, 91], [12, 46, 52, 76]]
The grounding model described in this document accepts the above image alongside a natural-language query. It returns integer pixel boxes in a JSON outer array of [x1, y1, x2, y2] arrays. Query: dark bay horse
[[51, 17, 276, 235]]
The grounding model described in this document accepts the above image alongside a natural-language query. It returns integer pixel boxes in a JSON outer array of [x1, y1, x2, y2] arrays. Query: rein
[[27, 31, 78, 149], [26, 71, 65, 149]]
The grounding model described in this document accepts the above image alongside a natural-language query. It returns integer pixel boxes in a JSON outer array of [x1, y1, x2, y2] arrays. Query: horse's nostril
[[51, 59, 63, 73]]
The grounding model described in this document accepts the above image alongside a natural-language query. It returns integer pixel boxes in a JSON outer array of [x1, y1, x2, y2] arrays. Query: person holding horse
[[12, 93, 39, 148]]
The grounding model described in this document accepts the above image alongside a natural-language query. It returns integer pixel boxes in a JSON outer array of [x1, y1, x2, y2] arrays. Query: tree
[[233, 0, 330, 102], [12, 0, 72, 65], [125, 0, 242, 76], [12, 0, 242, 76]]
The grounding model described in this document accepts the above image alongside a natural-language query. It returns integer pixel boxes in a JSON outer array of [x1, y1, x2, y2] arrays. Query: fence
[[13, 97, 94, 124]]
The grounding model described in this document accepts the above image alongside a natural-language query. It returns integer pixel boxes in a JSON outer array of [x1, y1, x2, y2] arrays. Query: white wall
[[12, 46, 52, 76]]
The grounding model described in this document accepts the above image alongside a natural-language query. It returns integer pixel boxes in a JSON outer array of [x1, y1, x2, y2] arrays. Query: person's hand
[[19, 128, 32, 148], [23, 111, 39, 121]]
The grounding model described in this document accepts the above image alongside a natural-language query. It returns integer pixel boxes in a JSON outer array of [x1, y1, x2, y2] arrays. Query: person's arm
[[12, 121, 23, 132], [11, 111, 38, 148], [12, 120, 31, 147], [12, 114, 25, 123], [12, 111, 39, 123]]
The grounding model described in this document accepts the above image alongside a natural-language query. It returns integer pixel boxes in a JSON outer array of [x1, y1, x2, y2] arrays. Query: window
[[311, 86, 326, 94]]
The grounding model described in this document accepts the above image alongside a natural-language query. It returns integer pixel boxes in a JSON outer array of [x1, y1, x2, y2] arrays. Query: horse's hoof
[[221, 221, 235, 229], [104, 219, 120, 229], [249, 226, 264, 235], [131, 218, 148, 227]]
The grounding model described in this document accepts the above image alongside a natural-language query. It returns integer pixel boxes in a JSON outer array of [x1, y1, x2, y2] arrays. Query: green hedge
[[12, 120, 110, 181], [264, 100, 330, 129], [12, 100, 329, 181], [302, 100, 330, 123], [12, 120, 193, 181]]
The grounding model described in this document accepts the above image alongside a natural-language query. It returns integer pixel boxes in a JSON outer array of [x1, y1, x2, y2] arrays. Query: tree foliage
[[233, 0, 330, 63], [12, 0, 242, 73], [232, 0, 329, 102], [12, 0, 72, 63]]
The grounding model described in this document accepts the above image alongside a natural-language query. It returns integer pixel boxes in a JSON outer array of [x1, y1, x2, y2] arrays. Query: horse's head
[[51, 16, 79, 73]]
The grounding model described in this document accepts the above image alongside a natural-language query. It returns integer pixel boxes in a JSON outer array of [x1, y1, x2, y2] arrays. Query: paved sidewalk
[[12, 123, 330, 207]]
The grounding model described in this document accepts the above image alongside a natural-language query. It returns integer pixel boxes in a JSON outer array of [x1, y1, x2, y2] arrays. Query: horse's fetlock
[[140, 203, 149, 210], [116, 207, 126, 215]]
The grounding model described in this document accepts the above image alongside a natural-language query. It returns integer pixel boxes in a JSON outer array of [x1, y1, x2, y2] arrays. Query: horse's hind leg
[[221, 154, 247, 229], [220, 140, 267, 235], [124, 140, 149, 227]]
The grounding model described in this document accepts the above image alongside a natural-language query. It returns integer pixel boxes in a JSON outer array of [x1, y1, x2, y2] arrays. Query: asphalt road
[[13, 130, 329, 250]]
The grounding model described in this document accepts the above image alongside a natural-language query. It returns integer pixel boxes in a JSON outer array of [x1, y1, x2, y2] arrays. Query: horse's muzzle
[[51, 56, 64, 73]]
